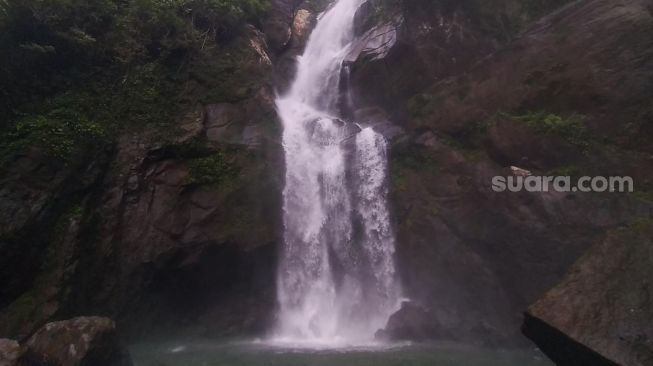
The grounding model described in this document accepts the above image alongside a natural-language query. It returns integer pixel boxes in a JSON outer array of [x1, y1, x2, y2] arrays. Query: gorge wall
[[0, 1, 289, 340], [345, 0, 653, 359], [1, 0, 652, 364]]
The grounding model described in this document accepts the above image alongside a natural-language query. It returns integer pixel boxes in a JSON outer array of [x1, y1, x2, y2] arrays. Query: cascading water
[[274, 0, 401, 344]]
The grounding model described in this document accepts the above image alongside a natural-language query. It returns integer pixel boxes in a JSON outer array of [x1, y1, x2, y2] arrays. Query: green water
[[130, 340, 554, 366]]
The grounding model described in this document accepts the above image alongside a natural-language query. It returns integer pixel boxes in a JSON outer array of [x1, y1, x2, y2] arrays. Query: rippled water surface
[[131, 340, 554, 366]]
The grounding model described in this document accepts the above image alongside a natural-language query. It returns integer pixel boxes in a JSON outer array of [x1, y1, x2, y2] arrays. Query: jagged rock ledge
[[523, 221, 653, 366], [522, 313, 620, 366], [0, 316, 132, 366]]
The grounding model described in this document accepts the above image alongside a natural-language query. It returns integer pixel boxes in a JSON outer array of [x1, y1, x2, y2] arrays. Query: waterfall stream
[[274, 0, 401, 344]]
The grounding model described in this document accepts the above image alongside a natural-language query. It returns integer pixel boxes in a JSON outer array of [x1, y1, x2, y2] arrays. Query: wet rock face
[[376, 301, 442, 341], [523, 222, 653, 366], [263, 0, 323, 55], [0, 148, 104, 306], [271, 3, 320, 94], [262, 0, 298, 52], [355, 0, 653, 347], [347, 0, 526, 117], [0, 339, 21, 366], [20, 317, 132, 366], [346, 21, 398, 64], [204, 86, 277, 149], [0, 147, 110, 339], [346, 0, 591, 121], [63, 96, 282, 338], [0, 22, 283, 341]]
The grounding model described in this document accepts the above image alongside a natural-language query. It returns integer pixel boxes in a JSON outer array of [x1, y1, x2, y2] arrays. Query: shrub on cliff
[[0, 0, 269, 162]]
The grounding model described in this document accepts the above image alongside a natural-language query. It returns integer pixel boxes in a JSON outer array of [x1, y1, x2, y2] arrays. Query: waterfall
[[274, 0, 400, 344]]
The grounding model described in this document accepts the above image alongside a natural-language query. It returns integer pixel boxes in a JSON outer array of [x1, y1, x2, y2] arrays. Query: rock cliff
[[347, 0, 653, 349], [0, 7, 287, 340], [524, 221, 653, 366]]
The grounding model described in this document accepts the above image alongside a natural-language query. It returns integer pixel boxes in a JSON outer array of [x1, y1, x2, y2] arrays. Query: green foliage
[[0, 60, 183, 164], [393, 146, 438, 171], [391, 145, 439, 192], [406, 91, 445, 129], [301, 0, 329, 13], [201, 0, 270, 22], [197, 37, 271, 103], [103, 62, 181, 129], [368, 0, 573, 44], [0, 0, 273, 162], [186, 151, 238, 187], [1, 103, 108, 163], [0, 0, 270, 121], [632, 187, 653, 204], [547, 165, 580, 177], [506, 111, 589, 148], [117, 0, 268, 62], [366, 0, 403, 23], [2, 291, 39, 332], [631, 216, 653, 232], [392, 170, 409, 193]]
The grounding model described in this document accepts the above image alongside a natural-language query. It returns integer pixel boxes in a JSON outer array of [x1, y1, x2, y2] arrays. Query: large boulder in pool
[[19, 316, 133, 366], [523, 222, 653, 366], [0, 338, 22, 365], [376, 301, 442, 341]]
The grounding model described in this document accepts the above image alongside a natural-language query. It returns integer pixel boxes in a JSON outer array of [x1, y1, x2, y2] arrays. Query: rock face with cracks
[[350, 0, 653, 349], [523, 221, 653, 366], [1, 317, 132, 366]]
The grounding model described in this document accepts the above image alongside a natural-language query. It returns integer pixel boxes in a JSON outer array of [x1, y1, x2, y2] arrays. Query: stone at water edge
[[0, 339, 22, 366], [19, 316, 133, 366], [376, 301, 441, 341]]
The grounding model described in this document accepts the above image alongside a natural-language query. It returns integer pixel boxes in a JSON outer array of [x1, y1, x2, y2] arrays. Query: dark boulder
[[19, 317, 132, 366], [0, 339, 21, 366], [376, 301, 442, 341], [523, 221, 653, 366], [523, 314, 620, 366]]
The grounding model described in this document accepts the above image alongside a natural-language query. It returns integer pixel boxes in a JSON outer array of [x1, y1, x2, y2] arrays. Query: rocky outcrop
[[0, 339, 21, 366], [18, 317, 132, 366], [523, 221, 653, 366], [361, 0, 653, 346], [0, 18, 283, 341], [346, 20, 399, 64], [0, 148, 110, 339], [0, 317, 132, 366], [271, 2, 321, 93], [376, 301, 442, 341], [262, 0, 306, 53], [204, 86, 277, 149], [347, 0, 576, 118], [58, 31, 283, 339]]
